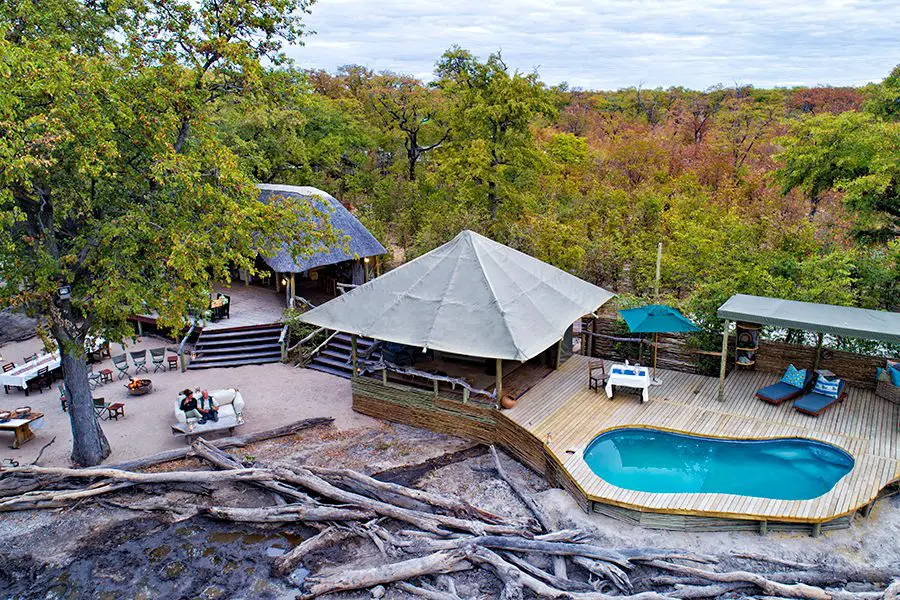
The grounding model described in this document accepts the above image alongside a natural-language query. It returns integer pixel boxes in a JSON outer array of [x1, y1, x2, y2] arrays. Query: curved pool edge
[[580, 427, 854, 501], [533, 420, 893, 527]]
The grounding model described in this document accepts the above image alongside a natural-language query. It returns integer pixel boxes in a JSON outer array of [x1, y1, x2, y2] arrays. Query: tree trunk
[[60, 344, 110, 466]]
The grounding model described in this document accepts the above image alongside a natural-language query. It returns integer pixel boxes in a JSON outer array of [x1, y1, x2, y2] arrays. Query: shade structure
[[619, 305, 700, 378], [619, 305, 701, 335], [300, 230, 616, 361], [717, 294, 900, 344]]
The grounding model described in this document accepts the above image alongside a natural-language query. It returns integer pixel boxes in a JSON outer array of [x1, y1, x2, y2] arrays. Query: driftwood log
[[0, 438, 893, 600]]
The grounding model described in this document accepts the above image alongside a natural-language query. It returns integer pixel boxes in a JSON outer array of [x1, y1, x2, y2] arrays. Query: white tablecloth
[[605, 364, 651, 403], [0, 353, 61, 390]]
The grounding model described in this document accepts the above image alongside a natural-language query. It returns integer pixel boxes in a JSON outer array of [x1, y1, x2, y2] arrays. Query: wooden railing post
[[350, 334, 358, 379], [718, 319, 730, 402], [495, 358, 503, 408]]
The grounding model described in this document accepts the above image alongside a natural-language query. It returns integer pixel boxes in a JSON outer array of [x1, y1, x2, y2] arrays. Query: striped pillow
[[813, 375, 840, 399]]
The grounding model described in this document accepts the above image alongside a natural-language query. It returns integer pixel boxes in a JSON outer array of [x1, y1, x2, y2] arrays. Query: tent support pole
[[556, 338, 563, 369], [718, 319, 729, 402], [813, 332, 824, 371], [495, 358, 503, 408], [350, 334, 358, 379]]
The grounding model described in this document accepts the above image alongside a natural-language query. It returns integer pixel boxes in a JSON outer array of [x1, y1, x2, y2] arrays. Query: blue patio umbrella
[[618, 305, 700, 380]]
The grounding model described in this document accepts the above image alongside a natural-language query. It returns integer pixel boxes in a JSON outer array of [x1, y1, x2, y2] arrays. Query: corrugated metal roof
[[257, 184, 386, 273], [300, 230, 616, 361], [717, 294, 900, 344]]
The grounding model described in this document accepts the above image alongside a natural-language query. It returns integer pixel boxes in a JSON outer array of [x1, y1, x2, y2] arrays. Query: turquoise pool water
[[583, 428, 854, 500]]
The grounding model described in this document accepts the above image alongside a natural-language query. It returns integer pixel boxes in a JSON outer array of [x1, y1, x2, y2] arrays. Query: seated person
[[179, 389, 202, 422], [196, 388, 219, 423]]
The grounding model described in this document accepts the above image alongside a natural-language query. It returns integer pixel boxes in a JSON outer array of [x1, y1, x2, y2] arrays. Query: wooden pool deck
[[504, 355, 900, 526]]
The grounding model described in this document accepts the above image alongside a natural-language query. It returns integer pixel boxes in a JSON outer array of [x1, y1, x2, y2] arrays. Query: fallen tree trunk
[[108, 417, 334, 471], [489, 445, 566, 579], [274, 526, 356, 577], [469, 547, 674, 600], [301, 550, 472, 599], [307, 464, 506, 524], [201, 503, 375, 523]]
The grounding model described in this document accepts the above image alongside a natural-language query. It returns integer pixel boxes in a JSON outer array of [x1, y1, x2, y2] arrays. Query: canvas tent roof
[[717, 294, 900, 344], [300, 230, 615, 361], [257, 184, 386, 273]]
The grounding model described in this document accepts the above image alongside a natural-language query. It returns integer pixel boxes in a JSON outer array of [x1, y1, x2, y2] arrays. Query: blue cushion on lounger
[[794, 379, 845, 416], [890, 365, 900, 387], [757, 382, 803, 403]]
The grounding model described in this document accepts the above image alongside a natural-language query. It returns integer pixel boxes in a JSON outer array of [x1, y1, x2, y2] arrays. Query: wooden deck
[[505, 355, 900, 524]]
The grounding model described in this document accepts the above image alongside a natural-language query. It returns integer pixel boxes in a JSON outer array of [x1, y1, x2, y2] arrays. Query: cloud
[[287, 0, 899, 90]]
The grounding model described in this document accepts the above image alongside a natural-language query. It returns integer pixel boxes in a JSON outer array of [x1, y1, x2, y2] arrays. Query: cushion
[[780, 364, 807, 389], [876, 367, 884, 382], [812, 374, 840, 399], [890, 365, 900, 387]]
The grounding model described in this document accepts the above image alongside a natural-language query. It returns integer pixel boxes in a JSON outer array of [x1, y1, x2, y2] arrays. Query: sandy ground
[[0, 334, 375, 466]]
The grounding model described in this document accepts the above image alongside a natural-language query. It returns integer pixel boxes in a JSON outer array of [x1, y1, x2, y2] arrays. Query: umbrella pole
[[652, 332, 660, 385]]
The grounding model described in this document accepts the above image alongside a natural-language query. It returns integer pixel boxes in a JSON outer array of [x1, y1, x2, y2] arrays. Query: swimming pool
[[583, 428, 854, 500]]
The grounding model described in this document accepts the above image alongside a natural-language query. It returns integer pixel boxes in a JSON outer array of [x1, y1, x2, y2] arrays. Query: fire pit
[[126, 378, 153, 396]]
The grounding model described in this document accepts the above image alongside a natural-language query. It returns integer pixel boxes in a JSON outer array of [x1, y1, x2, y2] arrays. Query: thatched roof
[[257, 184, 385, 273]]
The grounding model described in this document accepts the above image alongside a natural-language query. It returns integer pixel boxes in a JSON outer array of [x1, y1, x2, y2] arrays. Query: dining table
[[0, 352, 61, 393], [0, 411, 45, 448], [605, 363, 651, 403]]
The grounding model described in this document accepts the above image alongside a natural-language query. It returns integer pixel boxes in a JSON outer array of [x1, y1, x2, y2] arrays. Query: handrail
[[177, 323, 197, 373], [308, 330, 339, 361], [288, 327, 325, 353], [358, 358, 496, 400], [336, 282, 358, 295], [279, 323, 290, 362], [294, 295, 317, 310]]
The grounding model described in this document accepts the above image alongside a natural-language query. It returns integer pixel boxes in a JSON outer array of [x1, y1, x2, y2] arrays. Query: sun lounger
[[755, 369, 815, 405], [793, 378, 847, 416]]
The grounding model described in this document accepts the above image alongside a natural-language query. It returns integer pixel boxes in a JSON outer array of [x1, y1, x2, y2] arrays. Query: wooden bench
[[171, 415, 242, 443]]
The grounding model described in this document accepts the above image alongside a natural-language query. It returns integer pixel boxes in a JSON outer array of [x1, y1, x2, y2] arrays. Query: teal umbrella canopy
[[619, 305, 700, 334]]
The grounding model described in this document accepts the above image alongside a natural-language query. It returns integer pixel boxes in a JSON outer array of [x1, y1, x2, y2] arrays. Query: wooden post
[[289, 273, 296, 309], [555, 338, 563, 369], [813, 331, 824, 370], [759, 520, 768, 536], [811, 522, 822, 538], [350, 334, 358, 379], [718, 319, 729, 402], [654, 242, 662, 300], [495, 358, 503, 407], [462, 388, 469, 404], [136, 320, 143, 337], [381, 368, 388, 385], [433, 379, 439, 396]]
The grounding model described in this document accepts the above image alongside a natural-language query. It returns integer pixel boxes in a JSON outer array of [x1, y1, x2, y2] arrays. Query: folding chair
[[150, 348, 167, 373], [23, 353, 37, 363], [92, 397, 112, 420], [88, 368, 102, 390], [112, 354, 130, 379], [130, 350, 148, 374]]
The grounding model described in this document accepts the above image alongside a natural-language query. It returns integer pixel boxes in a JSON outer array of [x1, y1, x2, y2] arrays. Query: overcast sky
[[286, 0, 899, 90]]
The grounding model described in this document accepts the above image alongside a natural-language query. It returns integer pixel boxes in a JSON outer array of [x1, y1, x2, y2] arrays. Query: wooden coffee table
[[0, 412, 44, 448]]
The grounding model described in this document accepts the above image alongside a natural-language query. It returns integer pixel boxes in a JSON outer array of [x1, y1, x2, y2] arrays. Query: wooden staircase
[[306, 332, 379, 379], [188, 323, 283, 370]]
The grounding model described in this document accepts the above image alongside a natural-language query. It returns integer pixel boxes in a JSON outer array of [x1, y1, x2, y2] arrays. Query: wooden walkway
[[505, 355, 900, 523]]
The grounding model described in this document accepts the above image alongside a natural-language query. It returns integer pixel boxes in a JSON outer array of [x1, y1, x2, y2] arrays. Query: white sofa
[[174, 388, 245, 426]]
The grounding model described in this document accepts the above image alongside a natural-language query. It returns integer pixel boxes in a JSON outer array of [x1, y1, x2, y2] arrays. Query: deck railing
[[357, 358, 496, 405]]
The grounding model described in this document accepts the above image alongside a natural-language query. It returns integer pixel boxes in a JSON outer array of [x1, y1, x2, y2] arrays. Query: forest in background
[[214, 49, 898, 351]]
